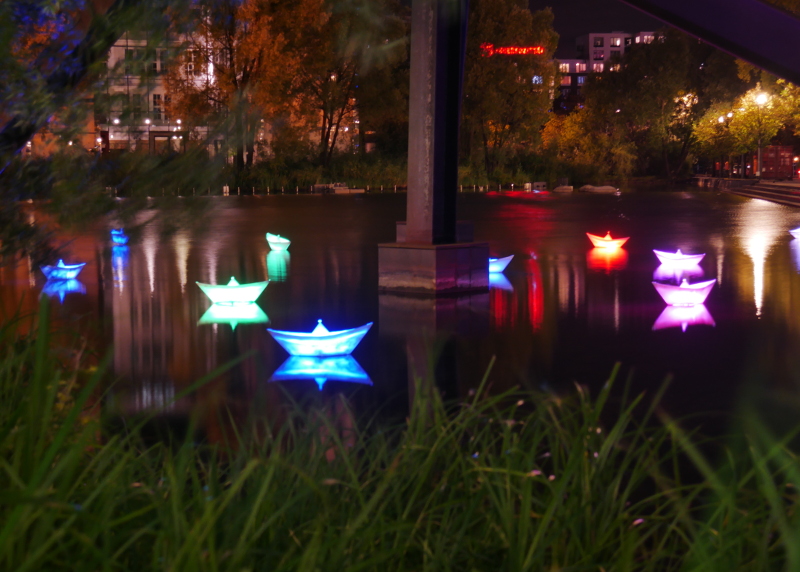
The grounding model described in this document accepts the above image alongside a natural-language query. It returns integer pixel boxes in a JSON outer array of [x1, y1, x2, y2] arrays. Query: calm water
[[4, 191, 800, 437]]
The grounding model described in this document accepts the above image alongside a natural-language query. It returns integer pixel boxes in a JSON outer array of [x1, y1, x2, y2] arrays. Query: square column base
[[378, 242, 489, 294]]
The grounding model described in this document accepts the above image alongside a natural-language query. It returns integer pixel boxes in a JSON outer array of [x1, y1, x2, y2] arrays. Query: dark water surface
[[4, 191, 800, 437]]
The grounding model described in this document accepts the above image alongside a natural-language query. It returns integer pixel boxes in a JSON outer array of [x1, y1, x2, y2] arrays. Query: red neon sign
[[481, 43, 545, 57]]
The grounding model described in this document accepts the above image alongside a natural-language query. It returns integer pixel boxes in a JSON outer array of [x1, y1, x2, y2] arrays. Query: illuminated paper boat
[[652, 304, 715, 332], [586, 232, 629, 249], [41, 259, 86, 280], [195, 277, 268, 305], [198, 303, 269, 330], [269, 355, 372, 390], [267, 251, 290, 282], [110, 228, 129, 245], [41, 279, 86, 303], [267, 319, 372, 356], [652, 278, 716, 306], [489, 272, 514, 291], [653, 249, 705, 267], [652, 263, 703, 283], [587, 247, 628, 272], [266, 233, 291, 251], [489, 255, 514, 273], [790, 227, 800, 239]]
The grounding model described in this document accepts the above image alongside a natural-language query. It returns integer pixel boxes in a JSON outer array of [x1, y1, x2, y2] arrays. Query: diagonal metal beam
[[619, 0, 800, 85]]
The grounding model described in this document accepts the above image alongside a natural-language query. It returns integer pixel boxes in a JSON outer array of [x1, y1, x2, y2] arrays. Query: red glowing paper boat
[[586, 232, 629, 249], [652, 278, 716, 306], [653, 249, 705, 267]]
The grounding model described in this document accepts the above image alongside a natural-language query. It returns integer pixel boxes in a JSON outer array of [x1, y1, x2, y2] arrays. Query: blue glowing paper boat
[[196, 277, 268, 305], [198, 303, 270, 330], [41, 279, 86, 303], [489, 255, 513, 273], [269, 356, 372, 390], [266, 232, 291, 251], [267, 319, 372, 356], [41, 259, 86, 281], [110, 229, 129, 245]]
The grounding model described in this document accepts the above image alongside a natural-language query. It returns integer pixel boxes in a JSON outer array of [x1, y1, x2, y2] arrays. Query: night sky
[[529, 0, 662, 58]]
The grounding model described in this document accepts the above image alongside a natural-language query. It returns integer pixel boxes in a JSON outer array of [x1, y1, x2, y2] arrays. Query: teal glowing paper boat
[[266, 232, 291, 251], [269, 355, 372, 390], [195, 277, 268, 305], [267, 319, 372, 356], [41, 259, 86, 280], [198, 303, 269, 330]]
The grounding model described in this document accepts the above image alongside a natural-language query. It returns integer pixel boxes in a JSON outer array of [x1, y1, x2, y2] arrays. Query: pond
[[3, 190, 800, 438]]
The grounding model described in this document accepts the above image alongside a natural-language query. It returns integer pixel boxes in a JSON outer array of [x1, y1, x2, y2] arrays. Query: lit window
[[576, 63, 586, 72], [593, 37, 604, 47], [611, 37, 621, 47], [592, 63, 604, 73], [593, 50, 604, 61], [559, 62, 569, 73], [643, 35, 654, 44], [560, 76, 572, 86], [635, 37, 640, 44], [577, 76, 586, 85], [532, 75, 543, 84]]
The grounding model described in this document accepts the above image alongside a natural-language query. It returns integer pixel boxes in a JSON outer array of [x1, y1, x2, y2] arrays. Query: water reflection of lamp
[[198, 303, 269, 330], [41, 279, 86, 303], [652, 304, 715, 332], [739, 200, 783, 317], [268, 320, 372, 356], [489, 272, 513, 291], [791, 238, 800, 273], [652, 278, 716, 306], [269, 355, 372, 391], [652, 263, 704, 283], [267, 251, 290, 282], [587, 247, 628, 272]]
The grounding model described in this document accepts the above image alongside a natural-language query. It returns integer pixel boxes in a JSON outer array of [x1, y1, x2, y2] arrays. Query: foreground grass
[[1, 305, 799, 570]]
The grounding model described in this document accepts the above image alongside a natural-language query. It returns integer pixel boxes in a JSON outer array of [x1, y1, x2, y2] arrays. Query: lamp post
[[755, 92, 769, 178]]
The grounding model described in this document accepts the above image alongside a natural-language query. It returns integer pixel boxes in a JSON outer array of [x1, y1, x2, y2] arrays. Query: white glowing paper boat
[[653, 249, 705, 267], [41, 259, 86, 280], [790, 227, 800, 239], [587, 232, 629, 249], [41, 279, 86, 303], [198, 303, 269, 330], [652, 278, 716, 306], [269, 356, 372, 390], [195, 277, 268, 305], [267, 319, 372, 356], [266, 233, 291, 251], [652, 304, 715, 332], [489, 255, 514, 273]]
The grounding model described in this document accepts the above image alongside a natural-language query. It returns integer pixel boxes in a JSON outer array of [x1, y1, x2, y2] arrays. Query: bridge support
[[378, 0, 488, 294]]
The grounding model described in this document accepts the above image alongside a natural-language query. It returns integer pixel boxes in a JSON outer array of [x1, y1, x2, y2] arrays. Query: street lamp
[[144, 118, 151, 154], [755, 92, 769, 178]]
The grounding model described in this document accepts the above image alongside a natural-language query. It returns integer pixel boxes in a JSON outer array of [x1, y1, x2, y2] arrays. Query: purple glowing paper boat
[[489, 255, 514, 273], [41, 259, 86, 281], [267, 319, 372, 356], [652, 278, 716, 306], [653, 249, 705, 267], [652, 304, 715, 332]]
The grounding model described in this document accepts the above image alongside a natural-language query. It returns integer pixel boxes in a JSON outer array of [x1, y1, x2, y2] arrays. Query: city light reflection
[[112, 246, 129, 287], [739, 200, 783, 317]]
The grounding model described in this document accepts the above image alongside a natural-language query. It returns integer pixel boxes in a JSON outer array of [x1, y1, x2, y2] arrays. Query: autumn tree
[[462, 0, 558, 177]]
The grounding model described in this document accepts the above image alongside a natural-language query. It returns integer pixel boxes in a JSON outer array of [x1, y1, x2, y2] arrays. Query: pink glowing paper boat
[[653, 249, 705, 267], [652, 304, 715, 332], [586, 232, 628, 249], [652, 278, 716, 306]]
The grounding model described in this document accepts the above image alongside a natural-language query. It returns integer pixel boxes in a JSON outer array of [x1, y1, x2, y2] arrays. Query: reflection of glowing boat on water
[[586, 232, 628, 249], [41, 259, 86, 280], [653, 304, 715, 332], [489, 272, 514, 291], [110, 229, 129, 245], [587, 247, 628, 272], [267, 250, 290, 281], [269, 356, 372, 390], [41, 279, 86, 303], [198, 303, 269, 330], [790, 227, 800, 239], [196, 277, 268, 305], [653, 249, 705, 267], [652, 278, 716, 306], [489, 255, 514, 273], [652, 263, 703, 283], [266, 232, 291, 251], [268, 319, 372, 356]]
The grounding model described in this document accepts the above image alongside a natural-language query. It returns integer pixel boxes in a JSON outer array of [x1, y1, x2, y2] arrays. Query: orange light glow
[[480, 43, 545, 57], [587, 247, 628, 273], [586, 232, 629, 249]]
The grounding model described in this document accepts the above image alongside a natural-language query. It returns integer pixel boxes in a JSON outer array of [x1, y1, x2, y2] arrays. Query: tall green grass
[[0, 303, 798, 570]]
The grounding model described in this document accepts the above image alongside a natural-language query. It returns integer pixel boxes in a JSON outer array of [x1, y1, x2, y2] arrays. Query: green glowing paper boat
[[195, 276, 268, 305]]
